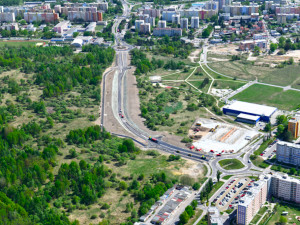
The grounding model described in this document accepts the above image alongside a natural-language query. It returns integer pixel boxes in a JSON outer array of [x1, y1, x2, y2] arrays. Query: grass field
[[250, 206, 268, 224], [218, 159, 245, 170], [222, 175, 233, 180], [230, 84, 300, 111], [214, 80, 246, 90], [267, 203, 300, 225], [0, 41, 46, 47], [208, 181, 225, 199], [187, 209, 203, 225]]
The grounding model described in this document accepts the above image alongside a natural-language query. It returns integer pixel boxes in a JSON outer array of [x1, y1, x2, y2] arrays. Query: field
[[218, 159, 245, 170], [0, 40, 46, 47], [222, 175, 233, 180], [231, 84, 300, 111], [250, 206, 268, 224], [267, 203, 300, 225]]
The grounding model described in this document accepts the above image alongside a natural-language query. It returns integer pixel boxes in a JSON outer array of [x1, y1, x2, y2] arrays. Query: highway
[[100, 0, 268, 184]]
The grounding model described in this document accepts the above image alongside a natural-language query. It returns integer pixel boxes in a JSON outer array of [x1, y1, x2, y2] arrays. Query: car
[[149, 137, 158, 143], [196, 148, 201, 151], [226, 187, 229, 189], [229, 205, 232, 208], [216, 153, 221, 156], [222, 150, 225, 153], [248, 160, 251, 163], [119, 114, 124, 118], [260, 153, 264, 156], [188, 154, 192, 157], [219, 202, 222, 205], [190, 145, 195, 149], [210, 150, 214, 153]]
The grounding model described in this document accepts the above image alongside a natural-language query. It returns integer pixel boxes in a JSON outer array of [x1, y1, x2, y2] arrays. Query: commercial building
[[236, 114, 260, 125], [237, 177, 270, 225], [0, 12, 15, 22], [24, 12, 59, 23], [180, 18, 188, 30], [191, 16, 199, 29], [277, 141, 300, 166], [53, 20, 71, 34], [208, 207, 223, 225], [288, 117, 300, 139], [158, 20, 167, 28], [153, 28, 182, 36], [223, 101, 277, 122], [140, 23, 151, 34]]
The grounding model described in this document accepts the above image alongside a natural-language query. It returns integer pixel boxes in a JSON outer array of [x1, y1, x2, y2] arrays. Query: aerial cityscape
[[0, 0, 299, 224]]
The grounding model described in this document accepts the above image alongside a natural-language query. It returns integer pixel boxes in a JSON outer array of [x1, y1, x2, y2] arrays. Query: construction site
[[189, 118, 259, 154]]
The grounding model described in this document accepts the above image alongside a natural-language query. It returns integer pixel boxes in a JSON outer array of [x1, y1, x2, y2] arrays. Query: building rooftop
[[277, 141, 300, 149], [223, 101, 277, 117], [237, 113, 260, 121]]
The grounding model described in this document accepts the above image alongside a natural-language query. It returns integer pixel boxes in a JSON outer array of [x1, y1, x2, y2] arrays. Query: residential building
[[271, 174, 300, 203], [153, 28, 182, 36], [277, 141, 300, 166], [158, 20, 167, 28], [172, 14, 180, 25], [208, 207, 223, 225], [0, 12, 15, 22], [191, 16, 199, 29], [162, 10, 177, 22], [3, 23, 19, 31], [180, 18, 188, 30], [143, 8, 160, 18], [135, 19, 144, 31], [288, 118, 300, 139], [239, 40, 267, 51], [140, 23, 151, 34], [237, 177, 270, 225], [146, 17, 155, 27], [67, 11, 103, 22], [24, 12, 59, 23]]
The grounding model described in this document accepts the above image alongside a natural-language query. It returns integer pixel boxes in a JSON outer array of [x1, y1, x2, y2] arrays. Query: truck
[[201, 155, 206, 160], [148, 137, 158, 143]]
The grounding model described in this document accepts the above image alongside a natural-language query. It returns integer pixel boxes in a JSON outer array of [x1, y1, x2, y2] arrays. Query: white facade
[[180, 18, 188, 30], [158, 20, 167, 28], [277, 141, 300, 166], [135, 20, 144, 31], [0, 12, 15, 22], [191, 16, 199, 29], [172, 14, 180, 25], [140, 23, 151, 34]]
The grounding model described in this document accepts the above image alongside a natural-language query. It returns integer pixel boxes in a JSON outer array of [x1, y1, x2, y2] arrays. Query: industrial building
[[236, 114, 260, 125], [153, 28, 182, 37], [277, 141, 300, 166], [288, 117, 300, 139], [223, 101, 277, 122]]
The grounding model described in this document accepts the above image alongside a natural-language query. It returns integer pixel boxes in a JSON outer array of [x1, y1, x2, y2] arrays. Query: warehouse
[[223, 101, 277, 122], [236, 113, 260, 124]]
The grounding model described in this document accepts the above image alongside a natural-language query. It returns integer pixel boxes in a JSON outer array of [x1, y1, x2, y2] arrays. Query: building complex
[[277, 141, 300, 166]]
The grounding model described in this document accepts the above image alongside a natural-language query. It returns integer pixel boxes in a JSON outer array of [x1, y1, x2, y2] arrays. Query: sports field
[[231, 84, 300, 111], [0, 41, 46, 47]]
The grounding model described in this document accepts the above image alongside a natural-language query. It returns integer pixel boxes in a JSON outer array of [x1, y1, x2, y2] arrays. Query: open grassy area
[[187, 209, 203, 225], [208, 181, 225, 199], [267, 203, 300, 225], [250, 206, 268, 224], [0, 41, 46, 47], [218, 159, 245, 170], [231, 84, 300, 111], [222, 175, 233, 180], [214, 80, 247, 90]]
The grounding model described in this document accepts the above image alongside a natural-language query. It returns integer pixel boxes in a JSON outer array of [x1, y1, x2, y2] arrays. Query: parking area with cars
[[213, 178, 251, 212], [261, 140, 277, 160]]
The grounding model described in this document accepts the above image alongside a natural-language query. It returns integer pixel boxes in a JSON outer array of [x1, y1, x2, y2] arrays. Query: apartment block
[[172, 14, 180, 25], [237, 177, 270, 225], [140, 23, 151, 34], [0, 12, 15, 22], [271, 174, 300, 203], [223, 3, 259, 16], [191, 16, 199, 29], [135, 20, 144, 31], [24, 12, 59, 23], [180, 18, 188, 30], [158, 20, 167, 28], [67, 11, 103, 22], [277, 141, 300, 166], [153, 28, 182, 36], [143, 8, 160, 18], [288, 118, 300, 139]]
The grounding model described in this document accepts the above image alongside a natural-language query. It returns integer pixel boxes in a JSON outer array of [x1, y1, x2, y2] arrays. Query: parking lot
[[213, 178, 252, 212]]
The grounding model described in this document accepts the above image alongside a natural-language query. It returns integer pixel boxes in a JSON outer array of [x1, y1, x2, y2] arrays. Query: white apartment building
[[135, 20, 144, 31], [277, 141, 300, 166], [208, 207, 223, 225], [158, 20, 167, 28], [191, 16, 199, 29], [180, 18, 188, 30], [140, 23, 151, 34], [172, 14, 180, 25], [237, 177, 270, 225]]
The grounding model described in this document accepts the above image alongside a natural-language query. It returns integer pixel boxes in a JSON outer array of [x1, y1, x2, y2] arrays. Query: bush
[[181, 137, 192, 143], [192, 182, 201, 190], [102, 203, 110, 209], [91, 215, 97, 219]]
